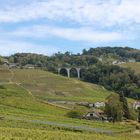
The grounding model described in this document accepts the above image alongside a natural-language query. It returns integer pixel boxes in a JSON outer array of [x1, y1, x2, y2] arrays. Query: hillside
[[3, 68, 112, 103], [0, 66, 115, 111], [0, 84, 67, 117], [120, 62, 140, 74], [0, 66, 135, 104], [0, 66, 139, 139], [0, 80, 137, 139]]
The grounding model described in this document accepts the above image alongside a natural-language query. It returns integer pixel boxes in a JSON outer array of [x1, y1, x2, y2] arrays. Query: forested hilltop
[[83, 47, 140, 59], [1, 47, 140, 100]]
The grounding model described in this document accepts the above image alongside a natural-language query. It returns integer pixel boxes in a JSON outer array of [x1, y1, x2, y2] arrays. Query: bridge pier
[[76, 68, 81, 79], [66, 68, 70, 78]]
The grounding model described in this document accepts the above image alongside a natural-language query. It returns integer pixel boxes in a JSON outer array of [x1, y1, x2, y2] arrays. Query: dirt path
[[16, 83, 33, 96], [0, 69, 32, 96], [41, 100, 71, 110]]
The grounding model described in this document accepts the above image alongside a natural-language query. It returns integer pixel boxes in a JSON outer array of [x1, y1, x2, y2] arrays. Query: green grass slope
[[11, 69, 112, 102], [0, 84, 67, 117], [120, 62, 140, 74]]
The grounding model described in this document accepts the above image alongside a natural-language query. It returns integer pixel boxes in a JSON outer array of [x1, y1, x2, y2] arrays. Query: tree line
[[82, 47, 140, 61], [81, 64, 140, 100]]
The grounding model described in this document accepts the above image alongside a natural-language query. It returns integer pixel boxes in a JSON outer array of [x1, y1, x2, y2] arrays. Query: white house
[[128, 59, 136, 63], [112, 60, 118, 65], [94, 102, 105, 108]]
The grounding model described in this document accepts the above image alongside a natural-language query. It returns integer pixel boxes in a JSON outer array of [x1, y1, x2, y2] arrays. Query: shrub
[[0, 85, 6, 89], [66, 110, 82, 118], [66, 106, 87, 119]]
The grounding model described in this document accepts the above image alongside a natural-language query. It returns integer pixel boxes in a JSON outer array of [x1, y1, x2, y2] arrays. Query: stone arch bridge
[[58, 67, 82, 79]]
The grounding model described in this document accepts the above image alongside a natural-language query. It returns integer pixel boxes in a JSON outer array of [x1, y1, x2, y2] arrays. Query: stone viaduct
[[58, 67, 82, 79]]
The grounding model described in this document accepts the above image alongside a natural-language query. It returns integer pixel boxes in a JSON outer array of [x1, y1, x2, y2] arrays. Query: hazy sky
[[0, 0, 140, 56]]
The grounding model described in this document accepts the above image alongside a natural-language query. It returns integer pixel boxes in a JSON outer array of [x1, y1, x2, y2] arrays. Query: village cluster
[[1, 58, 34, 69], [84, 101, 140, 121], [52, 101, 140, 121]]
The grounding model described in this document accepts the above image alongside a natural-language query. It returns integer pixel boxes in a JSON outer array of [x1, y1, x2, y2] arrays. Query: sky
[[0, 0, 140, 56]]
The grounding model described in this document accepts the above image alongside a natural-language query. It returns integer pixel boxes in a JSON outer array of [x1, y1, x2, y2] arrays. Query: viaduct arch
[[58, 67, 81, 79]]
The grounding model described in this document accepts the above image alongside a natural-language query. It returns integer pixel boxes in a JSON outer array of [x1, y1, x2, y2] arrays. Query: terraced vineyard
[[1, 127, 140, 140], [0, 67, 139, 139], [11, 69, 112, 102]]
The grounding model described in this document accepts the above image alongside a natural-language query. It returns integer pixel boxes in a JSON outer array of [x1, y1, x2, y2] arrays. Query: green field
[[120, 62, 140, 74], [0, 67, 139, 139]]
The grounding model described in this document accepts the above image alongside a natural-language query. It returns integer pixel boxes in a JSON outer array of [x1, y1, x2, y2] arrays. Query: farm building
[[83, 109, 107, 121]]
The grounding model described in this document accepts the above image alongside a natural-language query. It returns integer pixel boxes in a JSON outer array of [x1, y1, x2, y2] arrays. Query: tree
[[138, 107, 140, 123], [82, 63, 140, 100], [119, 92, 130, 119], [82, 49, 87, 55], [105, 94, 123, 122], [8, 56, 14, 63]]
